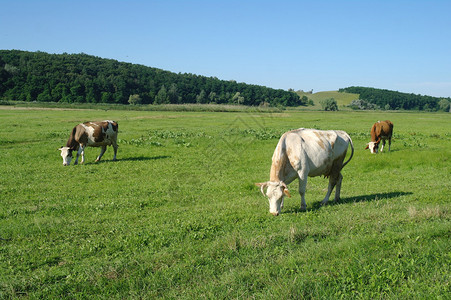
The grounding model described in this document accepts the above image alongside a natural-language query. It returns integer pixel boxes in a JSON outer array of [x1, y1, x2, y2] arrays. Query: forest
[[0, 50, 303, 107], [340, 86, 450, 111]]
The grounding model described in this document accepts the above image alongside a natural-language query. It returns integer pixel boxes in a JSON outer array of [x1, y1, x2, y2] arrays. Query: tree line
[[0, 50, 303, 107], [340, 86, 450, 111]]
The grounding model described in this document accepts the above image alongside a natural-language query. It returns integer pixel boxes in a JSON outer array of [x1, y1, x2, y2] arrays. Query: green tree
[[101, 92, 112, 103], [320, 98, 338, 111], [128, 94, 142, 105], [196, 89, 207, 104], [51, 83, 67, 102], [231, 92, 244, 105], [154, 85, 169, 104], [113, 91, 125, 104], [86, 86, 97, 103], [208, 91, 217, 103], [168, 83, 180, 104], [37, 87, 52, 102], [70, 84, 83, 100], [438, 99, 450, 112]]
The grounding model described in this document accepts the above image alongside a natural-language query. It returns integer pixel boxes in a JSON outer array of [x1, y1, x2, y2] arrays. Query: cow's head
[[58, 147, 73, 166], [255, 181, 291, 216], [365, 141, 379, 154]]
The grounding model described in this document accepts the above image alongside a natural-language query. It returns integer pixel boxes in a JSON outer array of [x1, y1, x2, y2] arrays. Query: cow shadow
[[117, 155, 171, 162], [286, 191, 413, 214], [378, 149, 400, 153], [86, 155, 170, 164], [363, 149, 400, 154]]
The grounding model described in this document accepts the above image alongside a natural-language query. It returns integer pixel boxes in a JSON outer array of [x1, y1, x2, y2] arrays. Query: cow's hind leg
[[321, 173, 339, 206], [388, 138, 391, 151], [112, 142, 118, 161], [334, 173, 343, 202], [96, 146, 107, 162]]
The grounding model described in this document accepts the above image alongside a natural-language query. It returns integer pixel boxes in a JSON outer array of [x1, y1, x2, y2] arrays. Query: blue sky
[[1, 0, 451, 97]]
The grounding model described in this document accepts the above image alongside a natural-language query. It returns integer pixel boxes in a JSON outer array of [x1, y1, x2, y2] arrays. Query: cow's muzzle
[[271, 212, 280, 216]]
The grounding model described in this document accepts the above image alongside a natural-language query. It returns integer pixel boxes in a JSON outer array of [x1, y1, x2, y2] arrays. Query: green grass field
[[0, 106, 450, 298]]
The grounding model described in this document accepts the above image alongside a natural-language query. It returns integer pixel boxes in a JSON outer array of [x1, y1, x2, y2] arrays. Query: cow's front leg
[[297, 171, 308, 211], [76, 145, 85, 164], [74, 146, 83, 165], [380, 140, 385, 152], [96, 146, 107, 162]]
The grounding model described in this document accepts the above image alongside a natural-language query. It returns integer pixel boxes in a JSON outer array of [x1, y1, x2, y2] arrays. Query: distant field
[[0, 107, 449, 298], [297, 90, 359, 109]]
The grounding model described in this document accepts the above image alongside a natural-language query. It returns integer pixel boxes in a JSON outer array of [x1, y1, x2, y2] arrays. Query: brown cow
[[365, 120, 393, 153], [58, 120, 118, 166]]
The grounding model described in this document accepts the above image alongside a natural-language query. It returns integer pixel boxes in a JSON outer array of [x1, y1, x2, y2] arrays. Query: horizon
[[1, 1, 451, 98]]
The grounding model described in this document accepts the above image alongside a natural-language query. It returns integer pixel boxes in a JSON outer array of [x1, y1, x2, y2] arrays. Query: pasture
[[0, 107, 450, 298]]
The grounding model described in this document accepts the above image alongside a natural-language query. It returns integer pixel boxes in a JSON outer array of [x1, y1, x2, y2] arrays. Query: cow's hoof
[[300, 206, 307, 211]]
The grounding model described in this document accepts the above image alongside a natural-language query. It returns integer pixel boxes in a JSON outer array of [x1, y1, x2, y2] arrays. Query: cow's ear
[[255, 182, 268, 197], [283, 188, 291, 198], [365, 144, 369, 149], [58, 147, 63, 151]]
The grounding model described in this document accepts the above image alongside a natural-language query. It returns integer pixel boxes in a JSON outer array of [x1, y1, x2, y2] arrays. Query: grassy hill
[[296, 90, 359, 110]]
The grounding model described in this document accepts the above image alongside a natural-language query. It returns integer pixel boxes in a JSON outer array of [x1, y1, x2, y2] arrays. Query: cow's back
[[78, 121, 118, 146], [295, 129, 350, 156], [383, 120, 393, 135], [284, 129, 350, 177], [379, 120, 393, 138]]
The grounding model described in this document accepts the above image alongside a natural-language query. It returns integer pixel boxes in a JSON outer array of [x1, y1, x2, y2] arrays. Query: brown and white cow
[[58, 120, 118, 166], [256, 128, 354, 216], [365, 120, 393, 154]]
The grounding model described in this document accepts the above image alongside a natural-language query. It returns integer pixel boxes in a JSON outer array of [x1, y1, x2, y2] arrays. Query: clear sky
[[1, 0, 451, 97]]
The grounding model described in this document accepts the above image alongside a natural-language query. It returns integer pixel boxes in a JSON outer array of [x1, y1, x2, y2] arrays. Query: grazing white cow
[[256, 128, 354, 216], [58, 120, 118, 166], [365, 120, 394, 153]]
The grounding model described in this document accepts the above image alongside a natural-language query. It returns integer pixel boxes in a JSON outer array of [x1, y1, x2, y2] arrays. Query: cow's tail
[[341, 135, 354, 170]]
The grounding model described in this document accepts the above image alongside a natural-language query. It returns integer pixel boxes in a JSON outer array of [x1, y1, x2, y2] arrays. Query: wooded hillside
[[0, 50, 302, 107], [340, 86, 450, 111]]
